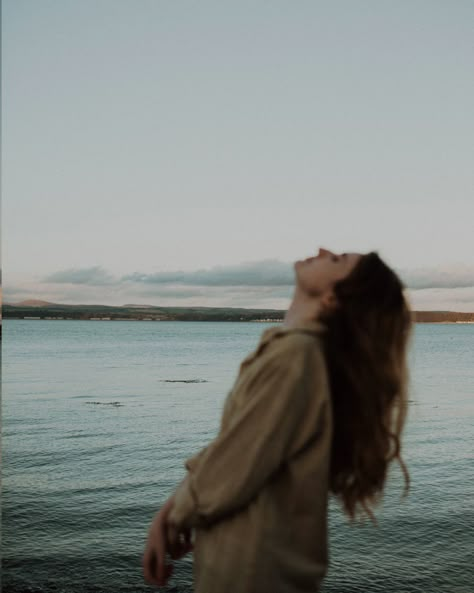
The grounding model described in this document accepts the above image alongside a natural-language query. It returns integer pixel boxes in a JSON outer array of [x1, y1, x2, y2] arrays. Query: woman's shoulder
[[255, 328, 326, 377], [266, 326, 325, 356], [239, 323, 325, 375]]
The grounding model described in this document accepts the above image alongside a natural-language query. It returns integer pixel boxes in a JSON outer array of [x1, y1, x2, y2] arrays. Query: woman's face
[[295, 248, 362, 296]]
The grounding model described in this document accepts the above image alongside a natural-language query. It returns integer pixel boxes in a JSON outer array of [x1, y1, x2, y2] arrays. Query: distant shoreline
[[4, 319, 474, 324], [2, 303, 473, 324]]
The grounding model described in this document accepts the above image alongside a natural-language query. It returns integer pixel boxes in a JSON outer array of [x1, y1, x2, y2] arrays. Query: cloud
[[44, 266, 116, 285], [40, 261, 474, 292], [127, 285, 290, 309], [7, 260, 473, 311], [132, 283, 292, 304], [122, 260, 294, 287], [2, 285, 38, 303], [400, 264, 474, 290], [124, 260, 474, 291], [407, 286, 474, 311]]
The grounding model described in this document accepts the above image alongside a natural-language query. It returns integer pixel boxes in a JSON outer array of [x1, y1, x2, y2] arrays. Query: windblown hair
[[320, 252, 412, 522]]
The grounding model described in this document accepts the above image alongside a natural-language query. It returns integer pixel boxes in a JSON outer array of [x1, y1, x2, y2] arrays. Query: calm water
[[2, 320, 473, 593]]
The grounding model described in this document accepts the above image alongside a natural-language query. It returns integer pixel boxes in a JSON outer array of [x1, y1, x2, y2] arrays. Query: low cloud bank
[[401, 265, 474, 290], [45, 266, 115, 285], [3, 260, 472, 311], [43, 261, 474, 291], [122, 260, 294, 287]]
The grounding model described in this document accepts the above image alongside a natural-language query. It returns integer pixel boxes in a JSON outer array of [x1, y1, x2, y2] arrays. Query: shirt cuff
[[168, 474, 200, 529]]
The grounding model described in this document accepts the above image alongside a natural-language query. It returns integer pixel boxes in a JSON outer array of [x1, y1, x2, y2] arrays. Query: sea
[[2, 320, 473, 593]]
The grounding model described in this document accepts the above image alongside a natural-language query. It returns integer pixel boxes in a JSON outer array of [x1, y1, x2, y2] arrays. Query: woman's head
[[308, 249, 412, 522], [294, 248, 362, 310]]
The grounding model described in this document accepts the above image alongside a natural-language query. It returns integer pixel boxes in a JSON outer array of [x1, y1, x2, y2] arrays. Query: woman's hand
[[142, 497, 176, 587], [166, 521, 194, 560], [142, 497, 194, 588]]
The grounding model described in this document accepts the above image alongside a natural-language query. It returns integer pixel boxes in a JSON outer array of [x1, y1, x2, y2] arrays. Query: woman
[[143, 247, 412, 592]]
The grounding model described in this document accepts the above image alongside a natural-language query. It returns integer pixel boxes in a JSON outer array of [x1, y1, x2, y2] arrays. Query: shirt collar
[[259, 320, 326, 348]]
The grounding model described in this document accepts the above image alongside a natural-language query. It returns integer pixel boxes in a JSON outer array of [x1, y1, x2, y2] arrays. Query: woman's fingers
[[166, 523, 195, 559], [143, 500, 192, 587], [143, 543, 174, 587], [166, 522, 180, 559], [142, 544, 152, 582], [143, 543, 161, 586], [184, 527, 194, 549], [179, 527, 194, 556], [143, 511, 175, 587], [157, 523, 171, 585]]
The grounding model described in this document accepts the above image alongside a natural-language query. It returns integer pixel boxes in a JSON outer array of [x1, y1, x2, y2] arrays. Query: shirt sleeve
[[185, 445, 210, 471], [167, 335, 320, 530]]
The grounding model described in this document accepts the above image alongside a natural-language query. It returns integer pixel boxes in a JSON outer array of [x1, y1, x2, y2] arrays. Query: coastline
[[3, 303, 473, 324], [3, 317, 474, 324]]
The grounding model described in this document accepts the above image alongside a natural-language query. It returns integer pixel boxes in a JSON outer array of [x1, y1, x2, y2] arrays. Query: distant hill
[[412, 311, 474, 323], [2, 302, 284, 322], [2, 302, 473, 323]]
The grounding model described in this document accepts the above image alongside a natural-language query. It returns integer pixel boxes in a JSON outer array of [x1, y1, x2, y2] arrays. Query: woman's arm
[[167, 334, 326, 531]]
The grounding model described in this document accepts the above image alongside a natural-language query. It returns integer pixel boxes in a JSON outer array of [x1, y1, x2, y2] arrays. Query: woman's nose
[[318, 248, 330, 257]]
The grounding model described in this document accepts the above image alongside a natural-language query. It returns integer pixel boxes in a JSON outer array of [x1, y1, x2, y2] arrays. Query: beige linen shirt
[[168, 321, 332, 593]]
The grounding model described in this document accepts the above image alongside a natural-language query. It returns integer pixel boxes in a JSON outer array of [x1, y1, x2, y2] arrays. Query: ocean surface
[[2, 320, 473, 593]]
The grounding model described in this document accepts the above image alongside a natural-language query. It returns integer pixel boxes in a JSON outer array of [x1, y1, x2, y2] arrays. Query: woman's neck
[[282, 288, 322, 329]]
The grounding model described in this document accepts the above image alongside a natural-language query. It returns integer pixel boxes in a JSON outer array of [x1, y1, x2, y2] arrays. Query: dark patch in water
[[60, 432, 114, 439], [84, 401, 124, 407], [160, 379, 208, 383]]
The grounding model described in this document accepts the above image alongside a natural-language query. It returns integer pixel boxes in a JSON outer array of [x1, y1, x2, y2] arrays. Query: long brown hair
[[320, 252, 412, 522]]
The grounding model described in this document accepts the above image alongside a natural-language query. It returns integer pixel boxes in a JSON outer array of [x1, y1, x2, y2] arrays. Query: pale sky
[[3, 0, 473, 310]]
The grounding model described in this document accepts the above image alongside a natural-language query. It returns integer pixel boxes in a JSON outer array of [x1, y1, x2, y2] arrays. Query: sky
[[3, 0, 473, 311]]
